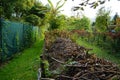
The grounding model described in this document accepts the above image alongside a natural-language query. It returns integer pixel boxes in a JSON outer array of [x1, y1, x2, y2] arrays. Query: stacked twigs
[[44, 37, 120, 80]]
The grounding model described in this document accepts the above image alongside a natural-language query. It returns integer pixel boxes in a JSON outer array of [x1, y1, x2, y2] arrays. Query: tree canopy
[[95, 7, 111, 32], [71, 0, 120, 11], [0, 0, 35, 19]]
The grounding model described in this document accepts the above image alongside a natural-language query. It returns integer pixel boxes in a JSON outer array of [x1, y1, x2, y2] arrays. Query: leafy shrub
[[25, 14, 42, 26]]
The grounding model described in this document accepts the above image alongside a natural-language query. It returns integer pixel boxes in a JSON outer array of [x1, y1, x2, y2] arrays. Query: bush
[[25, 14, 42, 26]]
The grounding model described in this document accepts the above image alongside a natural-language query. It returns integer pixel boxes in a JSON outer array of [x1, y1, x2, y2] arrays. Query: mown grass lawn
[[76, 38, 120, 66], [0, 39, 44, 80]]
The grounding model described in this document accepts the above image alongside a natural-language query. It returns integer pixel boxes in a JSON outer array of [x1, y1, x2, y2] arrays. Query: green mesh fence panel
[[0, 20, 38, 62], [33, 26, 39, 41], [0, 19, 3, 62], [23, 24, 33, 47]]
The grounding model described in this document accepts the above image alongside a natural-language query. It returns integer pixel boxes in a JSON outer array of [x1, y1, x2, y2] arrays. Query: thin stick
[[50, 57, 65, 64]]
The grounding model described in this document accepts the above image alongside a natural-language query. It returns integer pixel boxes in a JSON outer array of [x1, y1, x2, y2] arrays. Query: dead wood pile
[[44, 37, 120, 80]]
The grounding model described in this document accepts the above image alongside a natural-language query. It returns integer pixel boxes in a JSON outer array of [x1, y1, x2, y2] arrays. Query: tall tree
[[68, 16, 91, 30], [0, 0, 35, 19], [0, 0, 16, 18], [95, 7, 111, 32], [14, 0, 35, 18], [25, 1, 49, 26], [29, 1, 49, 18]]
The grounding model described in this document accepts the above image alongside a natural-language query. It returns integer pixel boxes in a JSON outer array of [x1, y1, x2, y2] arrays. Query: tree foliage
[[55, 15, 68, 30], [24, 1, 49, 26], [71, 0, 120, 11], [14, 0, 35, 17], [29, 1, 49, 18], [95, 7, 111, 32], [46, 0, 66, 30], [0, 0, 50, 26], [25, 14, 42, 26], [47, 0, 66, 17], [0, 0, 16, 18], [0, 0, 35, 19], [78, 16, 91, 30], [67, 16, 91, 30]]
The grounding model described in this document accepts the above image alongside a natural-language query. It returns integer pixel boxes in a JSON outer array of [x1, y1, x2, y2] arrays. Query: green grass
[[76, 38, 120, 66], [0, 39, 44, 80], [0, 32, 120, 80]]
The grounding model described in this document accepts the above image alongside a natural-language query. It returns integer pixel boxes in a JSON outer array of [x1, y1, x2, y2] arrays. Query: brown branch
[[59, 75, 76, 79], [50, 57, 65, 64], [41, 78, 55, 80]]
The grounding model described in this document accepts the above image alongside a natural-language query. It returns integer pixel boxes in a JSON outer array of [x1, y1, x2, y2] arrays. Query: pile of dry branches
[[43, 37, 120, 80]]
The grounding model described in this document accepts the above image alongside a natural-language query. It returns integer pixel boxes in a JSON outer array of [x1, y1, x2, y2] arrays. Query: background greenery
[[1, 0, 120, 79]]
